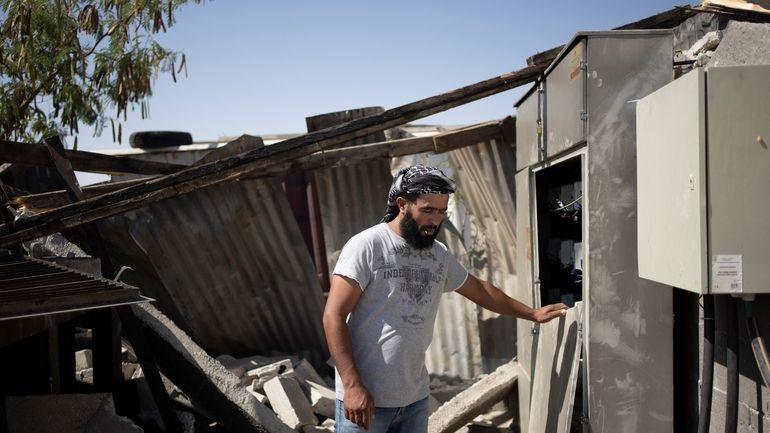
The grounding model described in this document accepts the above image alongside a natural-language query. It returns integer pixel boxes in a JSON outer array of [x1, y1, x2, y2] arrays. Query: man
[[323, 165, 568, 433]]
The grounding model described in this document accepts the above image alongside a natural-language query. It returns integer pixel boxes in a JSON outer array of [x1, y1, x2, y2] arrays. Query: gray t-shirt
[[333, 223, 468, 407]]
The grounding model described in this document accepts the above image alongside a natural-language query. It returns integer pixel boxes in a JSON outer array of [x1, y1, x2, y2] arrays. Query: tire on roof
[[129, 131, 193, 149]]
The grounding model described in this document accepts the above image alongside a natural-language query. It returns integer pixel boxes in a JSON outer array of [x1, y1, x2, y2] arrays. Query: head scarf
[[380, 164, 455, 223]]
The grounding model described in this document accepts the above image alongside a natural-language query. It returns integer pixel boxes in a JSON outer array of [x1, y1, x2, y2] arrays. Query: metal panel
[[98, 177, 329, 364], [0, 255, 148, 320], [315, 161, 392, 274], [707, 65, 770, 294], [585, 31, 674, 433], [528, 302, 584, 433], [516, 85, 541, 171], [426, 222, 483, 380], [515, 167, 535, 433], [307, 108, 393, 277], [546, 41, 586, 157], [637, 69, 707, 293], [448, 138, 519, 372]]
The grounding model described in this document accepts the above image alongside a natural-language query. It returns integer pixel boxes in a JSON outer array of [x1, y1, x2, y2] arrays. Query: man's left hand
[[533, 303, 569, 323]]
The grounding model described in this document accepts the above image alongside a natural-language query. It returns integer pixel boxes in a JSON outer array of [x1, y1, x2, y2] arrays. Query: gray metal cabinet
[[637, 65, 770, 295], [515, 30, 674, 433]]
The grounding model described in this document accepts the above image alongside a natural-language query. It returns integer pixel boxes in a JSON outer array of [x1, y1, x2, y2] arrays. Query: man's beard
[[400, 210, 442, 250]]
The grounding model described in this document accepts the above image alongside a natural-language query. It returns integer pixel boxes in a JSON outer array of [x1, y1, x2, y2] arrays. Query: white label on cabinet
[[712, 255, 743, 293]]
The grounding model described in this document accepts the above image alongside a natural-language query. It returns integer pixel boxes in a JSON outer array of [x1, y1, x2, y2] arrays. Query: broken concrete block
[[218, 354, 299, 379], [689, 31, 722, 56], [263, 376, 318, 430], [307, 381, 335, 419], [246, 385, 268, 404], [293, 359, 327, 387], [75, 349, 93, 371], [320, 418, 335, 429], [122, 362, 139, 381], [248, 359, 295, 390], [131, 366, 144, 379], [428, 361, 522, 433], [247, 359, 294, 380], [77, 367, 94, 385]]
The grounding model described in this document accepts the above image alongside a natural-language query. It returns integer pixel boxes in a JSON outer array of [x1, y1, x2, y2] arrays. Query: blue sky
[[76, 1, 690, 152]]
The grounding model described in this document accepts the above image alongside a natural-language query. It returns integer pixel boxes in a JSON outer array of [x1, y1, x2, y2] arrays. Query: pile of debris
[[215, 354, 337, 432]]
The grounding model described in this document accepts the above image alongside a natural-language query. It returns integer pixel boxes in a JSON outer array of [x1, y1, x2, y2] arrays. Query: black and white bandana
[[380, 164, 455, 222]]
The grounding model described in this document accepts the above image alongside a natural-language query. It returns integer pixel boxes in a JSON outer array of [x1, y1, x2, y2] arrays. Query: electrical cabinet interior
[[637, 64, 770, 295], [535, 157, 583, 307]]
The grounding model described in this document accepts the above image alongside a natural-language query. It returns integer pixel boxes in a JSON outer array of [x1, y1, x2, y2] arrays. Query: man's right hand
[[344, 382, 375, 429]]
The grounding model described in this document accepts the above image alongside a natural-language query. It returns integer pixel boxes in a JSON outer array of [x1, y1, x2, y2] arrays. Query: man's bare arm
[[456, 274, 568, 323], [322, 274, 375, 429]]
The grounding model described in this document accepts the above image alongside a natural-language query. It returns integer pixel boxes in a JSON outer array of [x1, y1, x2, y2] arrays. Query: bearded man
[[323, 164, 568, 433]]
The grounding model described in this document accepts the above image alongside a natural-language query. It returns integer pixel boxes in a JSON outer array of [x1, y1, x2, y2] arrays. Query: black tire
[[129, 131, 193, 149]]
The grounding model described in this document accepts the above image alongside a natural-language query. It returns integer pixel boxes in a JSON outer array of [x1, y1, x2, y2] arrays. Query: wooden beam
[[10, 178, 148, 212], [44, 136, 87, 202], [433, 120, 503, 153], [615, 5, 697, 30], [11, 121, 504, 213], [0, 64, 542, 248], [0, 139, 186, 175]]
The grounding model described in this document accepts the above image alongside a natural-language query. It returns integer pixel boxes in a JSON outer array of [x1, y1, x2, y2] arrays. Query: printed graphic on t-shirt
[[391, 244, 437, 262], [373, 254, 395, 272], [378, 246, 445, 327]]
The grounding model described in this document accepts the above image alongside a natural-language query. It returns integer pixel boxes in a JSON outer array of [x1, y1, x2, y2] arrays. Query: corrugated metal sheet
[[308, 108, 393, 276], [315, 161, 392, 273], [448, 139, 517, 278], [427, 222, 483, 380], [0, 254, 148, 320], [447, 137, 520, 373], [98, 176, 329, 364]]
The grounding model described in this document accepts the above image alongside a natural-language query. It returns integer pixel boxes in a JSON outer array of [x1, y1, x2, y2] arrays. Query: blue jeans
[[335, 397, 429, 433]]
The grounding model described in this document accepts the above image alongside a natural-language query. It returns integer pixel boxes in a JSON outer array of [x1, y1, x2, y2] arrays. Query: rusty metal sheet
[[0, 255, 149, 320], [97, 177, 329, 364]]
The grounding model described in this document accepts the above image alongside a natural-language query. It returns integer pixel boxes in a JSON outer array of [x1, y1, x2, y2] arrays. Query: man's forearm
[[322, 312, 364, 389], [457, 274, 568, 323], [476, 279, 536, 320]]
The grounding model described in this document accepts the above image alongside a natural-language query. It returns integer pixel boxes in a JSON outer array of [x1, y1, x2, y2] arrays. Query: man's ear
[[395, 196, 409, 212]]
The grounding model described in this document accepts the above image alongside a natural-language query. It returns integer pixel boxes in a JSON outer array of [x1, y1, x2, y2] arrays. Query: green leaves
[[0, 0, 199, 144]]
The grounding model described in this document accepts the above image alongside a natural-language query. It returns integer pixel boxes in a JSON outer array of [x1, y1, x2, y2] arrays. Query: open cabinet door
[[528, 302, 584, 433]]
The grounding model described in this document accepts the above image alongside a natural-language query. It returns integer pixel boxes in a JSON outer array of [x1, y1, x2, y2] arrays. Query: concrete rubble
[[263, 376, 318, 429], [678, 30, 723, 66], [428, 361, 522, 433], [222, 353, 338, 432], [307, 381, 335, 419], [709, 20, 770, 66], [5, 393, 143, 433], [217, 350, 520, 433]]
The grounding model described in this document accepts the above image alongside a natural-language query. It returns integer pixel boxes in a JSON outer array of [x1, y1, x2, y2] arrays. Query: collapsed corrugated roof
[[0, 254, 150, 320]]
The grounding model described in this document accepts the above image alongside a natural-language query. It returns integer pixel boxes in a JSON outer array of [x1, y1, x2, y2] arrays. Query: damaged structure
[[1, 1, 770, 432]]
